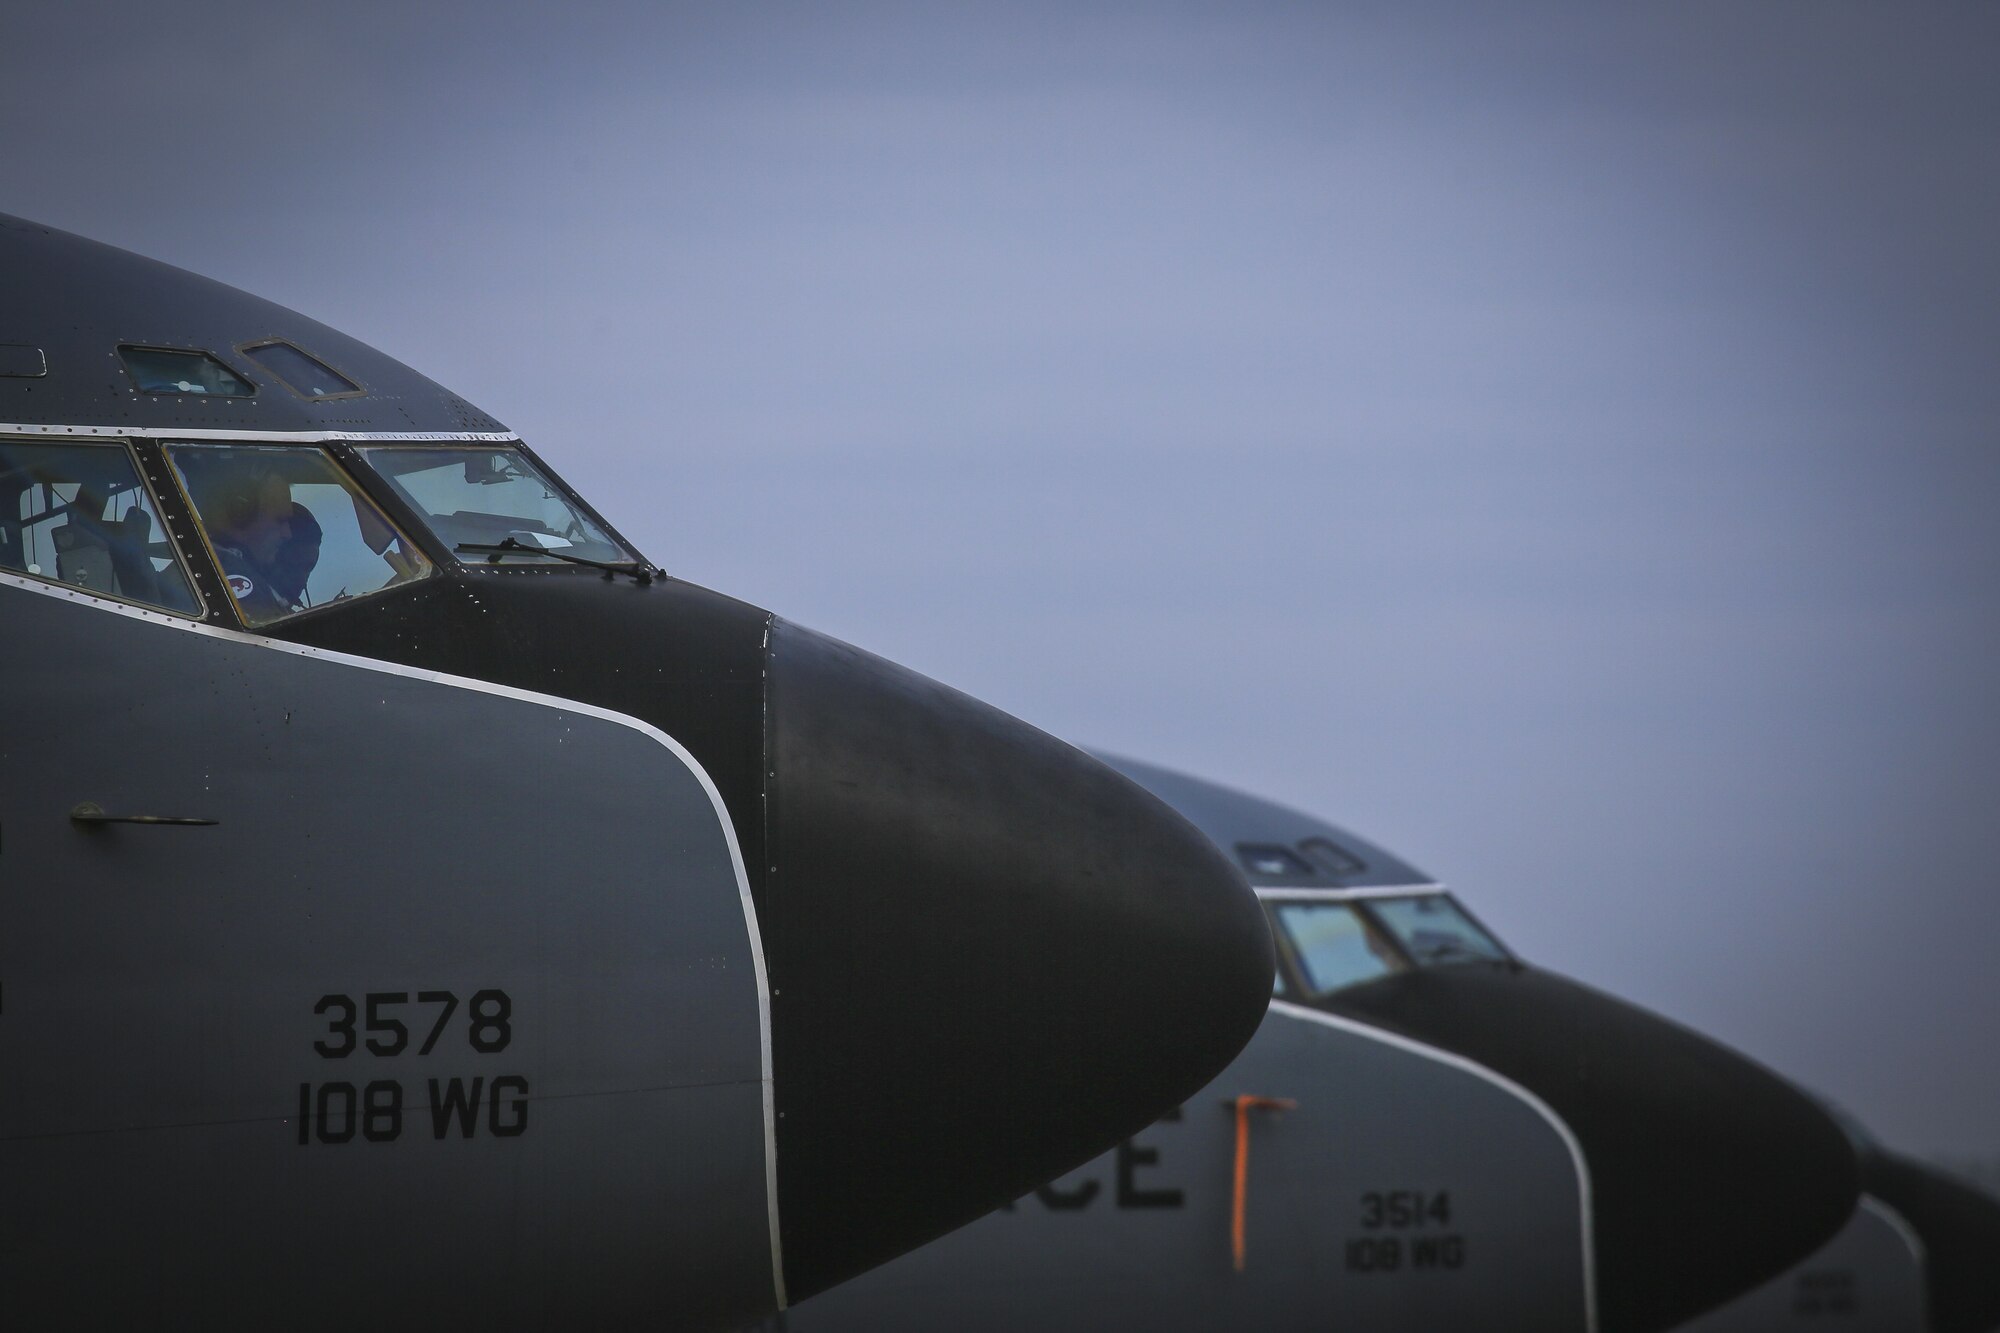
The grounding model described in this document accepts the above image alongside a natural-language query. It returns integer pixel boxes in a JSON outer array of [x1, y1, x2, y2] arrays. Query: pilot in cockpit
[[189, 463, 319, 621], [269, 502, 323, 609]]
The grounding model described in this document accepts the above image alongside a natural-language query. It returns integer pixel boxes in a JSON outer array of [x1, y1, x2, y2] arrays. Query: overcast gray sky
[[8, 1, 1998, 1159]]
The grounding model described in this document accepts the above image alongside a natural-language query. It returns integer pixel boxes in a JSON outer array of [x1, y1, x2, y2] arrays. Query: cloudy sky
[[8, 2, 1997, 1158]]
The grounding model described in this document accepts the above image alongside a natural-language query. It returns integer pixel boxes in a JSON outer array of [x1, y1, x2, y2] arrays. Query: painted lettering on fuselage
[[296, 988, 530, 1146], [1008, 1107, 1186, 1212], [1010, 1111, 1479, 1282], [1345, 1188, 1468, 1273]]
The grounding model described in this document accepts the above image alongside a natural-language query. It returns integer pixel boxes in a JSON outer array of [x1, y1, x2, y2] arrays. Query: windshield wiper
[[456, 538, 658, 585], [1409, 938, 1480, 965]]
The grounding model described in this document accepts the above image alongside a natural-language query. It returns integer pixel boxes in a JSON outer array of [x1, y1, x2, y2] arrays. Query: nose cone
[[762, 619, 1273, 1300], [1329, 966, 1858, 1333], [1858, 1148, 2000, 1333]]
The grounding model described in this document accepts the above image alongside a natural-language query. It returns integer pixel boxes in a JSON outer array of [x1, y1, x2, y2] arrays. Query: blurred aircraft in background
[[766, 756, 1869, 1333], [1683, 1104, 2000, 1332]]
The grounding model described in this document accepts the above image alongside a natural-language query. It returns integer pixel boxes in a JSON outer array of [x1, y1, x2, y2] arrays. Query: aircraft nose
[[760, 618, 1273, 1302], [1331, 967, 1859, 1333]]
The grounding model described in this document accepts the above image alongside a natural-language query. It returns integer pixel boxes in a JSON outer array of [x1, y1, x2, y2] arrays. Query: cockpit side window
[[1366, 894, 1510, 967], [355, 446, 635, 570], [1272, 903, 1403, 996], [166, 443, 432, 627], [0, 438, 201, 616]]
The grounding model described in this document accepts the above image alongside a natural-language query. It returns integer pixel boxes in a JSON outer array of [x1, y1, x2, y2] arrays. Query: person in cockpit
[[268, 501, 322, 610], [188, 463, 315, 622]]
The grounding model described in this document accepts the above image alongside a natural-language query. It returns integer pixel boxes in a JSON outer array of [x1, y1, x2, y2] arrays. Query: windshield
[[358, 446, 634, 568], [1369, 894, 1510, 966], [167, 443, 432, 626], [1269, 892, 1512, 999], [1273, 903, 1402, 995]]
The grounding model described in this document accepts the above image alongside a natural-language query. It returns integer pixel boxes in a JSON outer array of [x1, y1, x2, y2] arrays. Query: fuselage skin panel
[[0, 579, 773, 1328], [775, 999, 1592, 1332]]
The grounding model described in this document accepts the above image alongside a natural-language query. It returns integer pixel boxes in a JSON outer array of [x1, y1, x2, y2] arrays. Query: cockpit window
[[117, 346, 254, 397], [239, 340, 362, 399], [0, 439, 201, 615], [1369, 895, 1509, 967], [167, 443, 432, 627], [1299, 836, 1366, 879], [356, 446, 635, 570], [1238, 843, 1315, 878], [1274, 903, 1401, 995]]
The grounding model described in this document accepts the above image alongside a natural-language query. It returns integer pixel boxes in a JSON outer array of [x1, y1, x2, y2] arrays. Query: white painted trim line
[[0, 421, 519, 442], [1268, 999, 1599, 1333], [756, 617, 785, 1309], [1858, 1193, 1929, 1272], [0, 570, 787, 1309], [1254, 883, 1445, 901]]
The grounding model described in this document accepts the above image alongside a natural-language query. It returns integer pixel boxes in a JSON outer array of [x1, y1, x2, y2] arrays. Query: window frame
[[235, 338, 367, 402], [162, 439, 437, 629], [0, 433, 209, 619], [1268, 899, 1410, 997], [1236, 841, 1318, 879], [115, 344, 259, 399], [1260, 886, 1520, 1000], [348, 440, 649, 577], [1360, 892, 1515, 969]]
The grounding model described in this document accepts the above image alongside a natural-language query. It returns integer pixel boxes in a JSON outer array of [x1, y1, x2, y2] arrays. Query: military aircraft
[[1845, 1147, 2000, 1333], [768, 757, 1861, 1333], [1683, 1109, 2000, 1333], [0, 216, 1275, 1329]]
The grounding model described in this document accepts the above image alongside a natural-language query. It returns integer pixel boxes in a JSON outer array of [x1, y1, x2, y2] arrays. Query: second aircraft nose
[[760, 619, 1274, 1302], [1330, 966, 1860, 1332]]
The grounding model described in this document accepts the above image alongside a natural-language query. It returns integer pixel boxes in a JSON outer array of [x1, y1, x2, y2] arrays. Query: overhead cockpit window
[[1274, 903, 1401, 995], [117, 346, 254, 397], [0, 439, 201, 615], [1369, 895, 1509, 967], [167, 444, 432, 627], [357, 446, 636, 571], [239, 340, 362, 399], [1238, 843, 1315, 879], [1299, 836, 1366, 879]]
